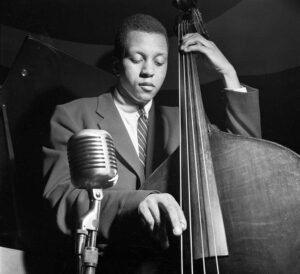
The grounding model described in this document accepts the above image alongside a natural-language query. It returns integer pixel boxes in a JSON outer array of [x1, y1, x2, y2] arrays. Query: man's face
[[119, 30, 168, 105]]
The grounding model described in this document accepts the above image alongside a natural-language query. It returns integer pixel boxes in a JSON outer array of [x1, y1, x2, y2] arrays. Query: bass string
[[179, 19, 205, 274], [178, 18, 183, 274], [182, 19, 205, 274], [179, 16, 221, 274], [190, 39, 221, 274], [190, 13, 222, 272], [180, 20, 195, 274], [178, 21, 184, 274], [179, 20, 193, 274], [187, 16, 221, 273], [184, 21, 206, 273], [190, 17, 222, 273], [178, 17, 186, 274]]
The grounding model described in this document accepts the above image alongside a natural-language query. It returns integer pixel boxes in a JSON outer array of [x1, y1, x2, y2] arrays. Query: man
[[43, 14, 261, 273]]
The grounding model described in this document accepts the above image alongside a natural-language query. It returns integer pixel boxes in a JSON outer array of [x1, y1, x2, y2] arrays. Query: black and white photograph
[[0, 0, 300, 273]]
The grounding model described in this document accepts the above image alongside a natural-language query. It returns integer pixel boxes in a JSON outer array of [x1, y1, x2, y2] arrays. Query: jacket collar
[[95, 89, 145, 184]]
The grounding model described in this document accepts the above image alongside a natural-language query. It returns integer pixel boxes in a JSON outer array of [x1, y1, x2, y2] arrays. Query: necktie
[[137, 108, 148, 168]]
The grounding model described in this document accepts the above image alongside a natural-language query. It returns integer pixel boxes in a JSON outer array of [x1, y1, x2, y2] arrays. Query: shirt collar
[[113, 87, 152, 118]]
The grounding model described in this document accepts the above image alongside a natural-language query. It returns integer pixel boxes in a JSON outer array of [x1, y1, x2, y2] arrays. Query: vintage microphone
[[67, 129, 118, 274]]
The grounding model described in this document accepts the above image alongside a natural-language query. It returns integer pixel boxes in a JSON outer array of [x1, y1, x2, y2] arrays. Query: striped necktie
[[137, 108, 148, 168]]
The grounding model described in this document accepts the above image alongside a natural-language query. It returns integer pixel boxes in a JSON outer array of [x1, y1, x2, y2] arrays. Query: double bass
[[142, 1, 300, 273]]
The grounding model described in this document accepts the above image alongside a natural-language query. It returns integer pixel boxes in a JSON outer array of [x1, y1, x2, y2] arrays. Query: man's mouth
[[139, 82, 155, 92], [139, 82, 155, 87]]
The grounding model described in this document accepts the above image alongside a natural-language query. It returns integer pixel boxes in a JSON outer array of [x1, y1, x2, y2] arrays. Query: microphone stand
[[67, 129, 118, 274], [76, 189, 103, 274]]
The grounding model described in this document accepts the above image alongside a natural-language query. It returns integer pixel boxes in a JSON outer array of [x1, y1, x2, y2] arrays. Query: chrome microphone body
[[67, 129, 118, 274], [67, 129, 118, 190]]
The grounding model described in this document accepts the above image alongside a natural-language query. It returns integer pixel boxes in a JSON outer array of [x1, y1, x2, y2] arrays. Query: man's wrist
[[221, 66, 242, 90]]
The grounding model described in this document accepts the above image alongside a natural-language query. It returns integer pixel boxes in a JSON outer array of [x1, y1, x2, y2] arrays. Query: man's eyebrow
[[155, 52, 168, 57], [131, 50, 168, 57]]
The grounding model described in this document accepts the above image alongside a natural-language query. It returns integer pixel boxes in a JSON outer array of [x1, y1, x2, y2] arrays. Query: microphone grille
[[67, 129, 118, 189]]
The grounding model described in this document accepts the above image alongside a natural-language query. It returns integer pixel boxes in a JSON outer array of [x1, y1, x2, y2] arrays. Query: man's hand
[[138, 193, 187, 249], [180, 33, 241, 89]]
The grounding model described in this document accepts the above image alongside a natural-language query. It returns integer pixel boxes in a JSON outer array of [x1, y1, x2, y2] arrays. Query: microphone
[[67, 129, 118, 274], [67, 129, 118, 190]]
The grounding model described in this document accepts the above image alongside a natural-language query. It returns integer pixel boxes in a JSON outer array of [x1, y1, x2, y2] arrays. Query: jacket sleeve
[[223, 85, 262, 138], [43, 103, 154, 243]]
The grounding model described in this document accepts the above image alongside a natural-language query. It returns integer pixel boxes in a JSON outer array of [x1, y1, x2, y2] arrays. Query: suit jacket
[[43, 86, 261, 252]]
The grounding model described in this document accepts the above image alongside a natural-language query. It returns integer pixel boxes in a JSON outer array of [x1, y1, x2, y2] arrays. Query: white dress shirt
[[113, 89, 152, 156]]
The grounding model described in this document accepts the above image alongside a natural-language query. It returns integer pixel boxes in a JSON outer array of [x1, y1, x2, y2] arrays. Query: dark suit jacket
[[43, 86, 261, 259]]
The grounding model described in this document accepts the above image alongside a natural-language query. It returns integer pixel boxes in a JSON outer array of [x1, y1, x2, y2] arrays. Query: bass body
[[143, 127, 300, 273]]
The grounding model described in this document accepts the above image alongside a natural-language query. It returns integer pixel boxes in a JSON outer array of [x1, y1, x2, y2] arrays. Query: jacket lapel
[[95, 91, 145, 184], [145, 103, 166, 178], [145, 102, 180, 178]]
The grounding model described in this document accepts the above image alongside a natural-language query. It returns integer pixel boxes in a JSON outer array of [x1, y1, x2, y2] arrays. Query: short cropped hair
[[114, 13, 169, 60]]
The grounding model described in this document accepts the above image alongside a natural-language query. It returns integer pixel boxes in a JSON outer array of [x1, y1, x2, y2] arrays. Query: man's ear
[[112, 57, 122, 77]]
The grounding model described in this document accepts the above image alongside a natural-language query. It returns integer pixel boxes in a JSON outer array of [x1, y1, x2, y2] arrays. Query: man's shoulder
[[155, 101, 178, 117], [159, 105, 178, 115], [154, 103, 179, 130], [59, 90, 112, 111], [63, 96, 96, 107]]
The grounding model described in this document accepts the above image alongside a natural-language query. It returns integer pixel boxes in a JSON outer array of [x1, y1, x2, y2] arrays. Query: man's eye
[[154, 57, 166, 66], [155, 61, 165, 66], [130, 58, 142, 64]]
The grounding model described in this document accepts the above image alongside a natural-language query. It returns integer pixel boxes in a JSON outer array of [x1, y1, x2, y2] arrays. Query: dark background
[[0, 0, 299, 271]]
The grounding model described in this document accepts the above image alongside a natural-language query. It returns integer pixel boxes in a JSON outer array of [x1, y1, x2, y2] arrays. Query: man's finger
[[158, 217, 169, 249], [147, 198, 162, 226], [138, 202, 155, 231], [181, 43, 210, 55], [181, 33, 210, 48], [161, 199, 184, 236], [176, 205, 187, 231]]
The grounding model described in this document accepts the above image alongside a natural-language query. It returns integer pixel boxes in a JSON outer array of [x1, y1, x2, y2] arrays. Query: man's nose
[[140, 61, 154, 77]]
